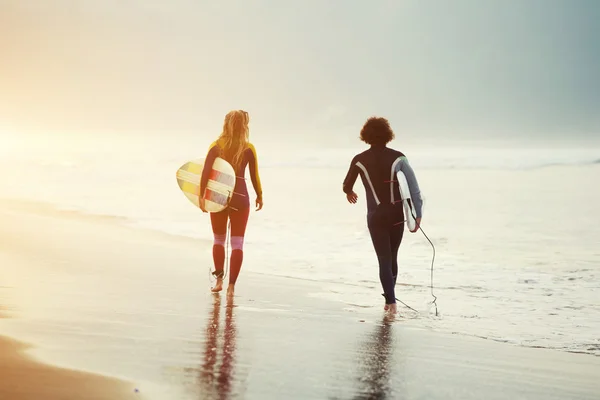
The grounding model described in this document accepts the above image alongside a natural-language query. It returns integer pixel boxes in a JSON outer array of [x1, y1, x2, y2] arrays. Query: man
[[343, 117, 423, 314]]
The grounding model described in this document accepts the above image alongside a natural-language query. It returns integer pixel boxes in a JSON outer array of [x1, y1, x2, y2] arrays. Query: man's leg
[[390, 222, 405, 286], [368, 219, 395, 305]]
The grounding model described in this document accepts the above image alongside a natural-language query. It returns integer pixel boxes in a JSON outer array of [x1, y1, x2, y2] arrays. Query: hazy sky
[[1, 0, 599, 144]]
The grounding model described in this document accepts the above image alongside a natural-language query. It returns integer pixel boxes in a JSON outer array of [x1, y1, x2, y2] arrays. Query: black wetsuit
[[343, 144, 423, 304]]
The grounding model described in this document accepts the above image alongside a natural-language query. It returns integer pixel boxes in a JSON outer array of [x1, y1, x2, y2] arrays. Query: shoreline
[[0, 335, 141, 400], [1, 197, 600, 399], [1, 196, 599, 359]]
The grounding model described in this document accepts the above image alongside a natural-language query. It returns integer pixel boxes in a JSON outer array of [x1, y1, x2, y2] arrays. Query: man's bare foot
[[211, 278, 223, 293], [226, 285, 235, 298], [385, 303, 398, 314]]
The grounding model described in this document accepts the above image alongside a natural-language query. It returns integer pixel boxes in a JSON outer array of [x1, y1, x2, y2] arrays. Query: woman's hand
[[199, 197, 208, 213], [346, 191, 358, 204], [255, 196, 263, 211]]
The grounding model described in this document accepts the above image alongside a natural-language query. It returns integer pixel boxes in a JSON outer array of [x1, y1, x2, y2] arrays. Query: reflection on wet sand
[[354, 314, 396, 400], [199, 294, 237, 400]]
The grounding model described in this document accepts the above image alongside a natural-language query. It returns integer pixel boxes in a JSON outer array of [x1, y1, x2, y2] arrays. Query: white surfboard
[[396, 170, 418, 231], [176, 157, 236, 213]]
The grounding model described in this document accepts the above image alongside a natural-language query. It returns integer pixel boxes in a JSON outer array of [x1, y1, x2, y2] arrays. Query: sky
[[1, 0, 599, 147]]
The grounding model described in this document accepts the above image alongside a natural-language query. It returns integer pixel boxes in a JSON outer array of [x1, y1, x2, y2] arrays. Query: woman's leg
[[227, 207, 250, 294], [210, 209, 229, 292]]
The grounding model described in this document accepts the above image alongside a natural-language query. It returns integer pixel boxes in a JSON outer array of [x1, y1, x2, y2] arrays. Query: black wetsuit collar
[[370, 144, 387, 150]]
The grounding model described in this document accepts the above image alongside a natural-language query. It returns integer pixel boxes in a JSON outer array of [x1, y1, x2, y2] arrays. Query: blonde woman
[[199, 110, 263, 296]]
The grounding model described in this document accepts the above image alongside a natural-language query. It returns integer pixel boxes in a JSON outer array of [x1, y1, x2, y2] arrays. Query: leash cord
[[393, 205, 439, 316]]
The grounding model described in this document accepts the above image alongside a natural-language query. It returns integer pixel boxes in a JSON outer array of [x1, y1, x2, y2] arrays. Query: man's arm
[[343, 157, 359, 194], [398, 157, 423, 218]]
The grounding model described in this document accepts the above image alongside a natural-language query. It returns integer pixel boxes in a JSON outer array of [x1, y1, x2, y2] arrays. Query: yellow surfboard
[[176, 157, 236, 213]]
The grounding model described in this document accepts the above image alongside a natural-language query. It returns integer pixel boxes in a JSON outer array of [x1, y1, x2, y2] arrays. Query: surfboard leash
[[419, 223, 438, 316], [389, 212, 439, 317], [386, 176, 439, 315], [383, 293, 419, 313]]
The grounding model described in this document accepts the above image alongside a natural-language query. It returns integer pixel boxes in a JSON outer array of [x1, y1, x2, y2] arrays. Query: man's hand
[[346, 191, 358, 204], [410, 217, 421, 233], [255, 196, 263, 211]]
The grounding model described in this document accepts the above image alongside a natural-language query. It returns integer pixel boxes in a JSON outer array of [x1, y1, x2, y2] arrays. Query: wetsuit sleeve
[[199, 143, 219, 197], [396, 157, 423, 218], [343, 156, 359, 194], [248, 144, 263, 197]]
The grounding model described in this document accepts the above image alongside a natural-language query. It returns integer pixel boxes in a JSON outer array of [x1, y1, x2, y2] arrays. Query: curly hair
[[359, 117, 395, 145]]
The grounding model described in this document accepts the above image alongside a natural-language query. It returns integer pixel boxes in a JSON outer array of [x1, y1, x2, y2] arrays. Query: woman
[[342, 117, 423, 314], [199, 110, 263, 297]]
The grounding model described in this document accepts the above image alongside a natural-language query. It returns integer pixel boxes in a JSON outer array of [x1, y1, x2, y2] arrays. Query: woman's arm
[[199, 142, 219, 211], [247, 144, 263, 210], [247, 144, 263, 198]]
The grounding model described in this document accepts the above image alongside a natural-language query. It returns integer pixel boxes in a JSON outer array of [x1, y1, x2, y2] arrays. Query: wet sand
[[0, 336, 139, 400], [1, 200, 599, 399]]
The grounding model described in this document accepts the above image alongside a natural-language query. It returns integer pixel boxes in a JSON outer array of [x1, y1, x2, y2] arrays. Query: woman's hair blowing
[[217, 110, 249, 171]]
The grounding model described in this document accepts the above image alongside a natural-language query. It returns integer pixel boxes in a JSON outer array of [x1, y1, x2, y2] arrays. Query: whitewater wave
[[2, 144, 598, 172], [1, 143, 599, 359]]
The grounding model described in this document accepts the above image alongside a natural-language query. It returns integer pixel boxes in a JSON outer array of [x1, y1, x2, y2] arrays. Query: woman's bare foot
[[385, 303, 398, 314], [226, 285, 235, 298], [211, 278, 223, 293]]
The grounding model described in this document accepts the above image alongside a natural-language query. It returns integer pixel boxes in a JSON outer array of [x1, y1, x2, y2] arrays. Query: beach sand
[[0, 336, 139, 400], [1, 200, 599, 399]]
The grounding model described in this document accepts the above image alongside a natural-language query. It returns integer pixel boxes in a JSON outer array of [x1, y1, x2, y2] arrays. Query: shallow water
[[1, 138, 599, 356]]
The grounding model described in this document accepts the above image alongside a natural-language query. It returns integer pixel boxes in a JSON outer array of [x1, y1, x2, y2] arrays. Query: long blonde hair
[[217, 110, 249, 171]]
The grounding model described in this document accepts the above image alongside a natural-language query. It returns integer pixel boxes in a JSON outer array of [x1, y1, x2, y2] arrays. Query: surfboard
[[396, 170, 418, 231], [176, 157, 236, 213]]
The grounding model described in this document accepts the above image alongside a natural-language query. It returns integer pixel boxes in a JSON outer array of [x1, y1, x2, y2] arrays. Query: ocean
[[1, 134, 599, 356]]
